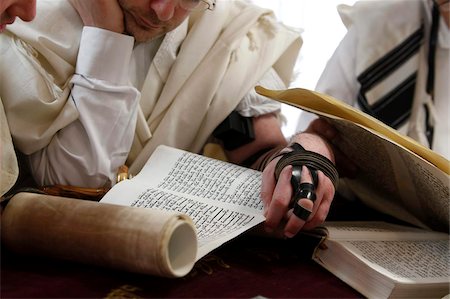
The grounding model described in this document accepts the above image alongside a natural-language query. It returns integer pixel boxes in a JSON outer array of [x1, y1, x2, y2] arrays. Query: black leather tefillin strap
[[273, 143, 339, 206]]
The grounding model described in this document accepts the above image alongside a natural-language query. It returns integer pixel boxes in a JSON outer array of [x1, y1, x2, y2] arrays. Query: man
[[0, 0, 36, 198], [310, 0, 449, 160], [0, 0, 337, 238]]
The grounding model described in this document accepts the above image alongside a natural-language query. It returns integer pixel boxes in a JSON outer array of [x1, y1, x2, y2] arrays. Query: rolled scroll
[[1, 192, 197, 278]]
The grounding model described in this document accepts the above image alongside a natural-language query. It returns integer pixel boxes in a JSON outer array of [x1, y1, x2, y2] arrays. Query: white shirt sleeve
[[29, 27, 140, 188], [235, 67, 284, 117]]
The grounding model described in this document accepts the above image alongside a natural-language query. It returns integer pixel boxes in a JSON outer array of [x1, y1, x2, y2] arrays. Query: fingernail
[[284, 231, 294, 238]]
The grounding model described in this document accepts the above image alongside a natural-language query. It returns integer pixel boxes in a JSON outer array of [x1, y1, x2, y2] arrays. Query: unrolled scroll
[[1, 192, 197, 278]]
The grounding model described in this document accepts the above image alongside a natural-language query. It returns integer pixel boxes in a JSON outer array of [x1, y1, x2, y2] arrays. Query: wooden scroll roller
[[1, 192, 198, 278]]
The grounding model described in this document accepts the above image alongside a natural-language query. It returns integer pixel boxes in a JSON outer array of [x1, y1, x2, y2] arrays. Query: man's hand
[[69, 0, 125, 34], [260, 132, 336, 237], [305, 118, 357, 178]]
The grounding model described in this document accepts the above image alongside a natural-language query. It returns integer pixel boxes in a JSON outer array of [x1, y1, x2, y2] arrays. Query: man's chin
[[125, 26, 163, 43], [134, 33, 163, 43]]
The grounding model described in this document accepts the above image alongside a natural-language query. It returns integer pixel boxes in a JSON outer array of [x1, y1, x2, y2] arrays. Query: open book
[[2, 146, 264, 278], [100, 145, 265, 271], [255, 86, 450, 298], [10, 144, 396, 284], [313, 221, 449, 298], [256, 86, 450, 233]]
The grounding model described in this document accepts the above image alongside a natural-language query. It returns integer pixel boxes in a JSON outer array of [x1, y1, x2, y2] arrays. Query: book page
[[323, 221, 449, 241], [256, 86, 450, 233], [325, 118, 450, 232], [101, 145, 265, 260], [319, 222, 450, 283], [256, 86, 449, 173], [339, 239, 449, 282]]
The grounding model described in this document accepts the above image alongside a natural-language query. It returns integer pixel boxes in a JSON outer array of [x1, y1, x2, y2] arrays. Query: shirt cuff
[[236, 67, 284, 117], [76, 26, 135, 84]]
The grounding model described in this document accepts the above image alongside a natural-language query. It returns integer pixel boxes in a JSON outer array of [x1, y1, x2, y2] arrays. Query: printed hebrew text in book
[[2, 145, 264, 278], [100, 145, 265, 260], [313, 221, 450, 299]]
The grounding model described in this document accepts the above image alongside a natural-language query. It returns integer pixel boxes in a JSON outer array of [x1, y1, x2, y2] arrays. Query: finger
[[303, 171, 335, 230], [303, 205, 328, 230], [260, 160, 277, 215], [264, 165, 293, 232], [283, 166, 315, 237], [283, 198, 314, 238]]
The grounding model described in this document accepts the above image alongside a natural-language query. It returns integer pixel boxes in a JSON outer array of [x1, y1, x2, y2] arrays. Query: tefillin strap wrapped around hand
[[273, 143, 339, 210]]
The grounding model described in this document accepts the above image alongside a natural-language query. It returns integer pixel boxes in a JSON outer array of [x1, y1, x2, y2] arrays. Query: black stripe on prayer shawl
[[357, 25, 425, 129], [358, 73, 416, 128]]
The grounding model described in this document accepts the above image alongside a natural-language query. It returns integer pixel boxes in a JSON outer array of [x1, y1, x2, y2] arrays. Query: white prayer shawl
[[338, 0, 449, 155], [338, 0, 422, 76], [0, 0, 301, 176], [0, 99, 18, 197]]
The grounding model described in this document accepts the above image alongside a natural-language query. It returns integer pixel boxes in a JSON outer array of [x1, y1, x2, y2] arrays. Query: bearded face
[[118, 0, 191, 42]]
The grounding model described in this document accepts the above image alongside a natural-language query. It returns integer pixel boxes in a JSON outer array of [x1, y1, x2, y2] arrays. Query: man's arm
[[29, 27, 138, 188], [28, 0, 139, 188], [224, 113, 287, 165]]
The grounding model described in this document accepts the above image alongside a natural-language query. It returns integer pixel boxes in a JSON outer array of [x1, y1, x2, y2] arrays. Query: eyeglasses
[[179, 0, 216, 11]]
